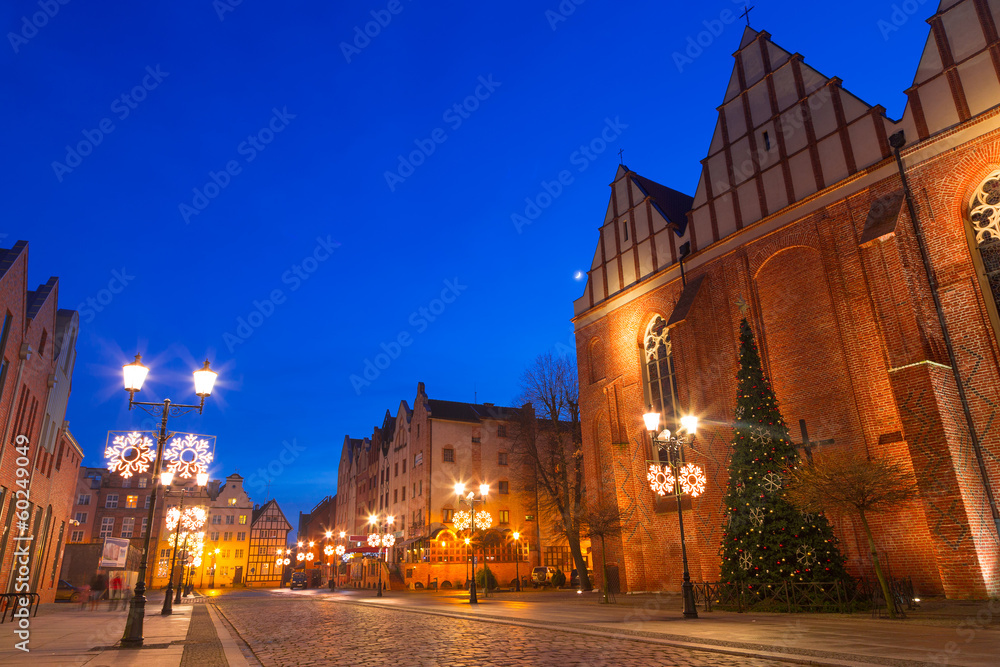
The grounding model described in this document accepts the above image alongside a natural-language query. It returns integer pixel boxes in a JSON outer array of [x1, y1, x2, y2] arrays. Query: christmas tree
[[719, 318, 848, 591]]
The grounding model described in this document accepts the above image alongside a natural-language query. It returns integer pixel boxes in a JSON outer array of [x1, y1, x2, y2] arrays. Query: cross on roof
[[793, 419, 834, 465], [740, 4, 755, 27], [618, 148, 625, 165]]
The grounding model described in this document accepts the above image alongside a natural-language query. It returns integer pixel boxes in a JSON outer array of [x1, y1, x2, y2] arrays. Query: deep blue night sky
[[3, 0, 930, 522]]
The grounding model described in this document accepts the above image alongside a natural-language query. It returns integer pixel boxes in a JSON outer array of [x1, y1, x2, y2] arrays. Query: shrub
[[476, 567, 498, 590]]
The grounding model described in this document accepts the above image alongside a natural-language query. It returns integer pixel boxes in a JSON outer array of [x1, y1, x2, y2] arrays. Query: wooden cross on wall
[[794, 419, 834, 464]]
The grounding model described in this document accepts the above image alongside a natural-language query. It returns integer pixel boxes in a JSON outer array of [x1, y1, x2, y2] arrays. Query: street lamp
[[455, 482, 489, 604], [512, 532, 522, 592], [367, 514, 395, 597], [644, 408, 701, 619], [115, 354, 218, 648]]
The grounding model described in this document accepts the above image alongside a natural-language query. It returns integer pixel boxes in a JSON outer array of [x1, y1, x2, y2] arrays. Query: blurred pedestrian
[[78, 584, 91, 611], [89, 572, 106, 611], [109, 574, 122, 611]]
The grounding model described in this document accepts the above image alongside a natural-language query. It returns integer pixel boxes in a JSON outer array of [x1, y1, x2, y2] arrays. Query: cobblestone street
[[212, 593, 785, 666]]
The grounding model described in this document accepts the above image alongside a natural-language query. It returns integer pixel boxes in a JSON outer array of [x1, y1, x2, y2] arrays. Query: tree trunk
[[858, 509, 895, 618], [566, 528, 592, 590]]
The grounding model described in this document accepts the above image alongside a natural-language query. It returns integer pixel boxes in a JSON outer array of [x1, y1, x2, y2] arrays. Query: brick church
[[573, 0, 1000, 598]]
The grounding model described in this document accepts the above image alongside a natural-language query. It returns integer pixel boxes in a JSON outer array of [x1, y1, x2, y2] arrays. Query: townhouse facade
[[0, 241, 83, 603]]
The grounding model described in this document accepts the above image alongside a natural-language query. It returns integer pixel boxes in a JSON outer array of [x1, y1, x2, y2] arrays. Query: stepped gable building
[[0, 241, 83, 603], [573, 1, 1000, 599], [328, 383, 586, 590]]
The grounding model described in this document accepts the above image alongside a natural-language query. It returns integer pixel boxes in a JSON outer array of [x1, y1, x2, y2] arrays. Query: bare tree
[[510, 352, 591, 591], [785, 449, 920, 618], [581, 498, 621, 602]]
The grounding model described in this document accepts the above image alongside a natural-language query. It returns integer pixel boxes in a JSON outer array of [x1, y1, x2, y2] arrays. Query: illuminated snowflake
[[165, 506, 207, 532], [647, 463, 676, 496], [283, 558, 291, 566], [739, 551, 752, 570], [164, 433, 214, 479], [105, 431, 156, 478], [335, 545, 346, 556], [453, 510, 472, 531], [749, 426, 769, 444], [324, 545, 334, 555], [749, 507, 765, 526], [305, 552, 314, 561], [367, 533, 382, 548], [474, 511, 493, 531], [296, 552, 305, 561], [381, 533, 395, 548], [796, 545, 816, 567], [761, 472, 783, 493], [679, 464, 706, 497]]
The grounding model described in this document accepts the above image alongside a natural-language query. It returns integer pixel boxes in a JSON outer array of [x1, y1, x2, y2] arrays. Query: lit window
[[229, 498, 237, 506], [499, 510, 509, 524], [125, 495, 138, 509], [442, 508, 453, 522], [643, 315, 676, 430], [239, 515, 247, 524]]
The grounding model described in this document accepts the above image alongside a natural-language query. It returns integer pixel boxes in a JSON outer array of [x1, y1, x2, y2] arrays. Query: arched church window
[[968, 170, 1000, 318], [643, 316, 677, 423]]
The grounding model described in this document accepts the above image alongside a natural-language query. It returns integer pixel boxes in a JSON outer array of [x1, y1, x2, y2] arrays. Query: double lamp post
[[119, 354, 218, 648]]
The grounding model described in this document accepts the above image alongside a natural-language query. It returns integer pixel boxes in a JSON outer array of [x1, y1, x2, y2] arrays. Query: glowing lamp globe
[[512, 532, 520, 540], [123, 354, 148, 393], [160, 471, 174, 487], [386, 515, 394, 525], [193, 360, 218, 397], [642, 409, 661, 433], [339, 531, 345, 539], [479, 483, 490, 496], [454, 482, 466, 496], [325, 531, 332, 539], [196, 472, 209, 487], [680, 415, 699, 435], [368, 515, 377, 526]]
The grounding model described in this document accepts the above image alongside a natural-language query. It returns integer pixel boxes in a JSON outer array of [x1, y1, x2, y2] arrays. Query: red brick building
[[573, 3, 1000, 599], [0, 241, 83, 603]]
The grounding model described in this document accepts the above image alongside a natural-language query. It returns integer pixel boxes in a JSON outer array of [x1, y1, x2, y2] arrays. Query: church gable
[[901, 0, 1000, 140], [690, 28, 894, 251], [580, 164, 693, 311]]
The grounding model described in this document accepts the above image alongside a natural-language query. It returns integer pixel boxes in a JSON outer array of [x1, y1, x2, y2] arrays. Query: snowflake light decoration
[[749, 426, 769, 444], [735, 405, 745, 420], [324, 545, 334, 556], [105, 431, 155, 478], [367, 533, 382, 548], [164, 433, 214, 479], [335, 545, 346, 556], [453, 510, 472, 531], [796, 545, 816, 567], [296, 552, 305, 561], [275, 558, 284, 567], [381, 534, 395, 548], [679, 464, 707, 497], [306, 552, 314, 561], [735, 481, 746, 495], [166, 506, 207, 532], [647, 463, 676, 496], [761, 472, 782, 493], [749, 507, 765, 526], [283, 558, 291, 566], [474, 511, 493, 531], [739, 551, 753, 570]]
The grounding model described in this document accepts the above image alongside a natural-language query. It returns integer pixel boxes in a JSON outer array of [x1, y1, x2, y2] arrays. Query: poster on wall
[[99, 537, 130, 568]]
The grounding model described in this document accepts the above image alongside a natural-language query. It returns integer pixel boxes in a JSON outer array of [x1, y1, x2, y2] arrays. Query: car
[[289, 571, 308, 590], [55, 580, 83, 603], [531, 566, 557, 587]]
